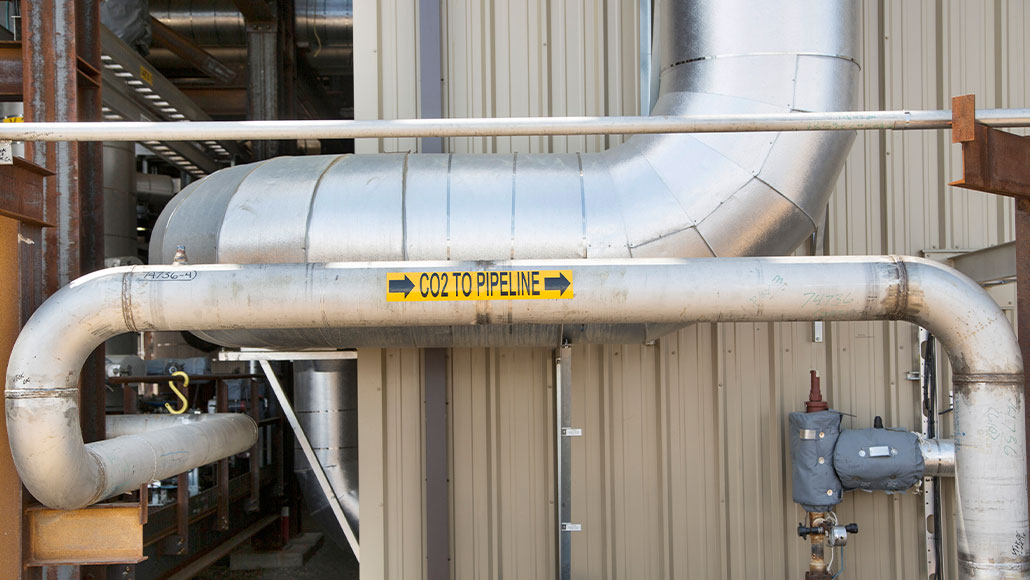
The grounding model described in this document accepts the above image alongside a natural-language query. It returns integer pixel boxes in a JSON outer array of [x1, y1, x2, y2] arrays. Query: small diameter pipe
[[5, 256, 1026, 578], [0, 109, 1029, 142]]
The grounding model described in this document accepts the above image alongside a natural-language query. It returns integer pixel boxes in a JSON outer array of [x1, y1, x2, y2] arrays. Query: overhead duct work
[[149, 0, 353, 76], [4, 257, 1027, 577], [150, 0, 859, 347]]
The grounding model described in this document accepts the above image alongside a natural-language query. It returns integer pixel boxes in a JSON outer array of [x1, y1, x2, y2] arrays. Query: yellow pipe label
[[386, 270, 573, 302]]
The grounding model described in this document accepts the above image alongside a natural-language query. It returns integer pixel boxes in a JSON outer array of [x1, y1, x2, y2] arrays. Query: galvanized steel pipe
[[3, 109, 1030, 142], [5, 256, 1027, 578]]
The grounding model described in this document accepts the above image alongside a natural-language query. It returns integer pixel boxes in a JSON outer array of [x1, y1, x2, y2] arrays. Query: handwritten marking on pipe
[[386, 270, 573, 302], [141, 270, 198, 281]]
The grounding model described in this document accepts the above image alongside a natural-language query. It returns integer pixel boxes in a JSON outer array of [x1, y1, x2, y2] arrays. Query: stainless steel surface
[[259, 360, 360, 560], [152, 0, 862, 348], [150, 0, 353, 75], [919, 438, 956, 478], [4, 255, 1027, 577], [104, 413, 218, 439], [292, 359, 359, 551], [556, 344, 573, 580]]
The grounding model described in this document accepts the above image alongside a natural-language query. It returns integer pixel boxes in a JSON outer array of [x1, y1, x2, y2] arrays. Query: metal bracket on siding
[[918, 327, 942, 580], [555, 344, 574, 580]]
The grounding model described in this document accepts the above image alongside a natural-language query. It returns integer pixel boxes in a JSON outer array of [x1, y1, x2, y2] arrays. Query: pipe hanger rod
[[2, 109, 1030, 142]]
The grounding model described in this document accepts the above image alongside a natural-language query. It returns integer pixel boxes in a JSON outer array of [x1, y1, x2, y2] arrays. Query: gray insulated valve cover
[[833, 428, 924, 492], [789, 411, 843, 512]]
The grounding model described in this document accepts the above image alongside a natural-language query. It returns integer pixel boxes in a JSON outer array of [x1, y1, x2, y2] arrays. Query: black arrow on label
[[389, 276, 416, 298], [544, 273, 571, 296]]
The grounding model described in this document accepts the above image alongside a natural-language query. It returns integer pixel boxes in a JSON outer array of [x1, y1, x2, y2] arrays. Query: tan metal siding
[[354, 1, 1026, 578]]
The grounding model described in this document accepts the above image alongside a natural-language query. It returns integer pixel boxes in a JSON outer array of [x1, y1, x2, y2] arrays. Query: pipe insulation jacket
[[153, 0, 862, 265], [4, 256, 1027, 578], [148, 0, 861, 350]]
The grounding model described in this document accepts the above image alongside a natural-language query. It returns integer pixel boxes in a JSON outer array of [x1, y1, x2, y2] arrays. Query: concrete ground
[[196, 533, 358, 580]]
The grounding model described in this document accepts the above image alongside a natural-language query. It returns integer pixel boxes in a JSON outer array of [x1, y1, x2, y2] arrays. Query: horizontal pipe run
[[919, 438, 955, 478], [5, 256, 1027, 577], [106, 373, 261, 384], [2, 109, 1030, 142], [105, 413, 226, 439]]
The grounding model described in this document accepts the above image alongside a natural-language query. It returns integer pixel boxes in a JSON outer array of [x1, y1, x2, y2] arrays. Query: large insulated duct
[[5, 257, 1027, 577], [293, 360, 360, 547], [150, 0, 859, 348], [149, 0, 353, 75]]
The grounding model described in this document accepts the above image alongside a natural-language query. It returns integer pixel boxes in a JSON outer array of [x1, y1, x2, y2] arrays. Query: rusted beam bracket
[[25, 503, 147, 566], [950, 94, 1030, 199], [949, 92, 1030, 516], [0, 157, 53, 227]]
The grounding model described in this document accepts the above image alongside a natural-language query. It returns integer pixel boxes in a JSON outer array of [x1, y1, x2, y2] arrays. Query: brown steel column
[[75, 0, 105, 452], [0, 216, 24, 576], [950, 94, 1030, 510], [21, 1, 104, 578], [1018, 200, 1030, 498]]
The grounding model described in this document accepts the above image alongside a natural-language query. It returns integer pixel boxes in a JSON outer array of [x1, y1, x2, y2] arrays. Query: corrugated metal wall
[[353, 1, 1028, 578]]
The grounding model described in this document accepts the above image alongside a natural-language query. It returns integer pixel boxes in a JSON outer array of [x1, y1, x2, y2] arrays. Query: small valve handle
[[845, 523, 858, 534], [797, 524, 823, 538]]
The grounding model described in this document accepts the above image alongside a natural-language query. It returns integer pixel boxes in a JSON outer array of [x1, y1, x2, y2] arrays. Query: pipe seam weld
[[959, 560, 1030, 572], [884, 255, 909, 320], [84, 446, 108, 506], [951, 372, 1025, 384], [5, 387, 79, 399], [661, 52, 863, 75]]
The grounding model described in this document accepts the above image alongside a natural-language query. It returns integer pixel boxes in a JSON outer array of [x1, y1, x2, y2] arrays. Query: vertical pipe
[[952, 372, 1028, 578], [807, 513, 828, 580]]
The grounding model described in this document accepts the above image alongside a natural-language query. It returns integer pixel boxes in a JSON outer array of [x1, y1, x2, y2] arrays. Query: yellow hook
[[165, 371, 190, 415]]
